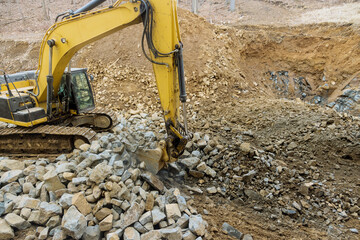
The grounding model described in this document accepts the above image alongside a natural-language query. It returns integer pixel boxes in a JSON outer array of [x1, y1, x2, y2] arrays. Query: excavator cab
[[58, 68, 95, 114]]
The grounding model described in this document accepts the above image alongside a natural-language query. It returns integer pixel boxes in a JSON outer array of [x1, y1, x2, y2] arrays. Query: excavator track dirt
[[84, 107, 118, 131], [0, 125, 97, 155], [0, 108, 117, 156]]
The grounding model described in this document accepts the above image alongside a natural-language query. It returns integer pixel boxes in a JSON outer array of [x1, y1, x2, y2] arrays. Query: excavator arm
[[33, 0, 190, 171]]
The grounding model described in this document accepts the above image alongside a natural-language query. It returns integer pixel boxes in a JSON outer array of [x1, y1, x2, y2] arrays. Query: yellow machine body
[[0, 0, 189, 172]]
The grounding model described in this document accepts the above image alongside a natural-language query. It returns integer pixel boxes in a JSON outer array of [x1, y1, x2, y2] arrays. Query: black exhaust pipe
[[73, 0, 106, 14]]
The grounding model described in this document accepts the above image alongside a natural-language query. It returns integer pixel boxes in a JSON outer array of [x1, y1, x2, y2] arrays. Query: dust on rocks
[[0, 111, 211, 239]]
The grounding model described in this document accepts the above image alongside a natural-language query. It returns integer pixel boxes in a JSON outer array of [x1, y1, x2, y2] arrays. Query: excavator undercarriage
[[0, 107, 117, 155], [0, 125, 96, 155]]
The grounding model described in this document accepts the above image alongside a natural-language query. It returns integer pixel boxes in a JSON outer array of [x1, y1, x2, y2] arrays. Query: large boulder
[[72, 192, 92, 216], [62, 206, 87, 239], [189, 215, 207, 236], [4, 213, 30, 230], [82, 225, 101, 240], [89, 163, 112, 184], [120, 203, 144, 229], [123, 227, 140, 240], [39, 202, 62, 221], [0, 160, 25, 171], [0, 170, 23, 184], [43, 169, 65, 192], [0, 219, 14, 239]]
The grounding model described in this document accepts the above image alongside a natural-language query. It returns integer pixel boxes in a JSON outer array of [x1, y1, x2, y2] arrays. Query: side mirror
[[90, 74, 94, 82]]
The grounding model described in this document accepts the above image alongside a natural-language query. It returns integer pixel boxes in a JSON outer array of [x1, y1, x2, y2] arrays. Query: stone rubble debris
[[165, 97, 360, 239], [221, 222, 243, 239], [0, 112, 209, 239], [0, 99, 359, 239]]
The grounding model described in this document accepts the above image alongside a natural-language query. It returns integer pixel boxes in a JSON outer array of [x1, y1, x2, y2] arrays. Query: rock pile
[[177, 98, 360, 238], [0, 111, 208, 240]]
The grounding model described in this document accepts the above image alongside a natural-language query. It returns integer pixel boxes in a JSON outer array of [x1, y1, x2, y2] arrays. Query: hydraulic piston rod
[[46, 39, 55, 117], [73, 0, 107, 14]]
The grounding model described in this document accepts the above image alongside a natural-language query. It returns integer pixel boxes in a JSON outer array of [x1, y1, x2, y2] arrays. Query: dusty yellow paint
[[0, 116, 48, 127], [70, 109, 77, 115], [0, 80, 35, 92], [33, 0, 183, 128], [36, 1, 142, 103], [4, 0, 184, 135], [1, 0, 187, 168], [149, 0, 182, 127]]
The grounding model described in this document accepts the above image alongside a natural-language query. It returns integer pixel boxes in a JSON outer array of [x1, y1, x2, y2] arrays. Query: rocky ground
[[0, 112, 210, 240], [88, 63, 360, 239], [1, 0, 360, 239]]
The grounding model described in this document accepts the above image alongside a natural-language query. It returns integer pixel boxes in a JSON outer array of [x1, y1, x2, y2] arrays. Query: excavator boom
[[0, 0, 190, 173]]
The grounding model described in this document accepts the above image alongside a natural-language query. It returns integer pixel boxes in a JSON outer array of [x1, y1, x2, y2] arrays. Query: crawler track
[[84, 108, 118, 131], [0, 108, 118, 155], [0, 125, 97, 154]]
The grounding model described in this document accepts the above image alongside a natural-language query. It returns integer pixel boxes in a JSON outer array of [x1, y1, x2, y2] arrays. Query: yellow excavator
[[0, 0, 190, 173]]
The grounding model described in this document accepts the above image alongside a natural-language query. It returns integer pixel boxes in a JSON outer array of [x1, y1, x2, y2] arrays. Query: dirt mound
[[236, 23, 360, 94], [79, 16, 360, 107], [2, 8, 360, 112], [0, 39, 39, 72]]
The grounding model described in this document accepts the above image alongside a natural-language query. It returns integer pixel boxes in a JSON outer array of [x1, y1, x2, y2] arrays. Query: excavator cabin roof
[[0, 68, 88, 85]]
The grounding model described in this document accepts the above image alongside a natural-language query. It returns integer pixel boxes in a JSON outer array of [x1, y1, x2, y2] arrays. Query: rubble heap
[[0, 111, 208, 240], [87, 61, 359, 238], [178, 98, 360, 238]]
